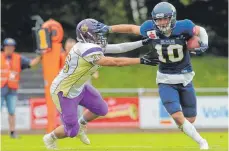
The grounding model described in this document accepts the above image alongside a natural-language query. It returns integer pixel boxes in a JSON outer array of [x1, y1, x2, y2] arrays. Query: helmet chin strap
[[79, 33, 87, 43], [163, 30, 172, 37], [157, 22, 172, 36]]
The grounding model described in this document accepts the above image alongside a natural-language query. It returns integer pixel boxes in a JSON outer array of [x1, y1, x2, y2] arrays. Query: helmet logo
[[156, 13, 164, 18], [81, 24, 88, 33]]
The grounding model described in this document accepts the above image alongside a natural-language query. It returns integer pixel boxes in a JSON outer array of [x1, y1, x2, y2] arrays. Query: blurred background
[[1, 0, 228, 96], [1, 0, 228, 56], [1, 0, 228, 150]]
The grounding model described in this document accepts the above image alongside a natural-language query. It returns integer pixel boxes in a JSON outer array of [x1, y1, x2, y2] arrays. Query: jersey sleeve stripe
[[82, 47, 102, 57]]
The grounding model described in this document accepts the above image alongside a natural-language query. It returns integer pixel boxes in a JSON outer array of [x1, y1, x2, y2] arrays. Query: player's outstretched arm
[[104, 38, 151, 54], [110, 24, 141, 35], [95, 52, 159, 67], [95, 56, 140, 66]]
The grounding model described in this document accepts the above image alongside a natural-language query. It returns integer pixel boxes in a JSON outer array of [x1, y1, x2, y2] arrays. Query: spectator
[[0, 38, 42, 138]]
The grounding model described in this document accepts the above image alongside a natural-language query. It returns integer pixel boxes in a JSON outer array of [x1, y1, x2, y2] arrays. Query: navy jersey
[[140, 19, 195, 74]]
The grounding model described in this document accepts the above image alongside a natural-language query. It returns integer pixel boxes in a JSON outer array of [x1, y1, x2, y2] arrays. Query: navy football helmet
[[151, 2, 176, 34], [76, 18, 107, 47]]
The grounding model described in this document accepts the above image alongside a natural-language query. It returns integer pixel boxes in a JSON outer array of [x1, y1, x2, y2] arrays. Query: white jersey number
[[155, 44, 184, 63], [63, 54, 71, 73]]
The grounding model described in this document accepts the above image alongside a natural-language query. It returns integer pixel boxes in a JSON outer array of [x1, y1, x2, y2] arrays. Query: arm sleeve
[[20, 55, 31, 70], [198, 26, 208, 45], [104, 41, 143, 54]]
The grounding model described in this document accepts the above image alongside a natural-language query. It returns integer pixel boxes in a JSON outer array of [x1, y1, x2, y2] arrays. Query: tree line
[[1, 0, 228, 56]]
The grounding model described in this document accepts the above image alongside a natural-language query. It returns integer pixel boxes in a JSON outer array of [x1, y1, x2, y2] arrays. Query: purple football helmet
[[76, 18, 107, 47]]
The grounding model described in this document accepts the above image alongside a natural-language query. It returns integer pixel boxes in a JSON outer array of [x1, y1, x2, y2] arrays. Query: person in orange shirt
[[1, 38, 42, 138]]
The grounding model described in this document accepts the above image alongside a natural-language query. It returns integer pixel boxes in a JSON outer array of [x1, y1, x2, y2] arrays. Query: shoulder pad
[[140, 20, 155, 37]]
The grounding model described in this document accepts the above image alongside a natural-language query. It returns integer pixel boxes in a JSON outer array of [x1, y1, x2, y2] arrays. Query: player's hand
[[142, 38, 152, 45], [95, 22, 111, 34], [140, 51, 159, 66], [191, 41, 208, 55]]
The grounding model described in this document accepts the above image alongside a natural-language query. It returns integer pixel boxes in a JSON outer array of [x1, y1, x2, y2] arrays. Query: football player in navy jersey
[[96, 2, 209, 150]]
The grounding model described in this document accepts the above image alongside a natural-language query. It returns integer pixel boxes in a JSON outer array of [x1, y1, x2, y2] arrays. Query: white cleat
[[43, 134, 57, 150], [78, 123, 91, 145], [200, 139, 209, 150]]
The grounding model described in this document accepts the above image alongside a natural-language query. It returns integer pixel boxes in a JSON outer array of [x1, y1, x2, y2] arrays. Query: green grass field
[[1, 132, 228, 151]]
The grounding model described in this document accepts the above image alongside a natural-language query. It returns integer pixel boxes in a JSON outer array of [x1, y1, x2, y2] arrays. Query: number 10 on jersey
[[155, 44, 184, 63]]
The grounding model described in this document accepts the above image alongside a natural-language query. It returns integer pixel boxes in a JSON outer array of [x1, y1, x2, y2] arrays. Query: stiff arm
[[110, 24, 141, 35], [104, 40, 143, 54], [110, 23, 207, 46]]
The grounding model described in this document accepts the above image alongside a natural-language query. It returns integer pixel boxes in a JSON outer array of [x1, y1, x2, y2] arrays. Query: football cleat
[[43, 134, 57, 150], [77, 123, 91, 145], [200, 139, 209, 150]]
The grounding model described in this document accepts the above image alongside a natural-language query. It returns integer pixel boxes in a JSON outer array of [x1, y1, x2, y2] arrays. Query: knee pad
[[97, 102, 108, 116], [183, 107, 197, 118], [64, 123, 79, 138], [163, 101, 181, 115]]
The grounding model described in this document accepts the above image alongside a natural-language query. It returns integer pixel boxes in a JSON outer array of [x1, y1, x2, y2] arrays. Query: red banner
[[88, 97, 139, 128], [30, 97, 139, 129], [30, 98, 61, 129]]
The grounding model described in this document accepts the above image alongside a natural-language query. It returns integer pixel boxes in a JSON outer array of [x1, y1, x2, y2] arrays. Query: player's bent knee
[[183, 108, 197, 120], [186, 117, 196, 123], [90, 101, 108, 116], [98, 102, 108, 116], [64, 124, 79, 138], [171, 111, 185, 125], [66, 127, 78, 138]]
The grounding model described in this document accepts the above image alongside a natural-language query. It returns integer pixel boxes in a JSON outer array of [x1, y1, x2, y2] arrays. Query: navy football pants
[[158, 82, 197, 117]]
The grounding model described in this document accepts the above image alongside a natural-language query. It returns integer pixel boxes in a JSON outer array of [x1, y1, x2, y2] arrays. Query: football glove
[[142, 38, 153, 45], [190, 41, 208, 55], [95, 22, 111, 34], [140, 51, 159, 66]]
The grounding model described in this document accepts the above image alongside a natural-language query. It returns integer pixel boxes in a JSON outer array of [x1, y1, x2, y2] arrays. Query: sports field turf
[[1, 132, 228, 151]]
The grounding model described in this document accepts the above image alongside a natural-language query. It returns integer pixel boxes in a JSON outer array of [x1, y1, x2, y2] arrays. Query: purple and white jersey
[[50, 42, 103, 98]]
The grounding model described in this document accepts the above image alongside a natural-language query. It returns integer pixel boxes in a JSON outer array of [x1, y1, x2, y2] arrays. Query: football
[[187, 36, 200, 49]]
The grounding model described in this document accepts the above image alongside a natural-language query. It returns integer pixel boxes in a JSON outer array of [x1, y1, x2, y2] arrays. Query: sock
[[179, 119, 204, 144], [78, 116, 88, 125], [50, 131, 57, 140]]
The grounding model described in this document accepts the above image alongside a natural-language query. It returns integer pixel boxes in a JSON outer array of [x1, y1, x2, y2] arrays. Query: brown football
[[187, 36, 200, 49]]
